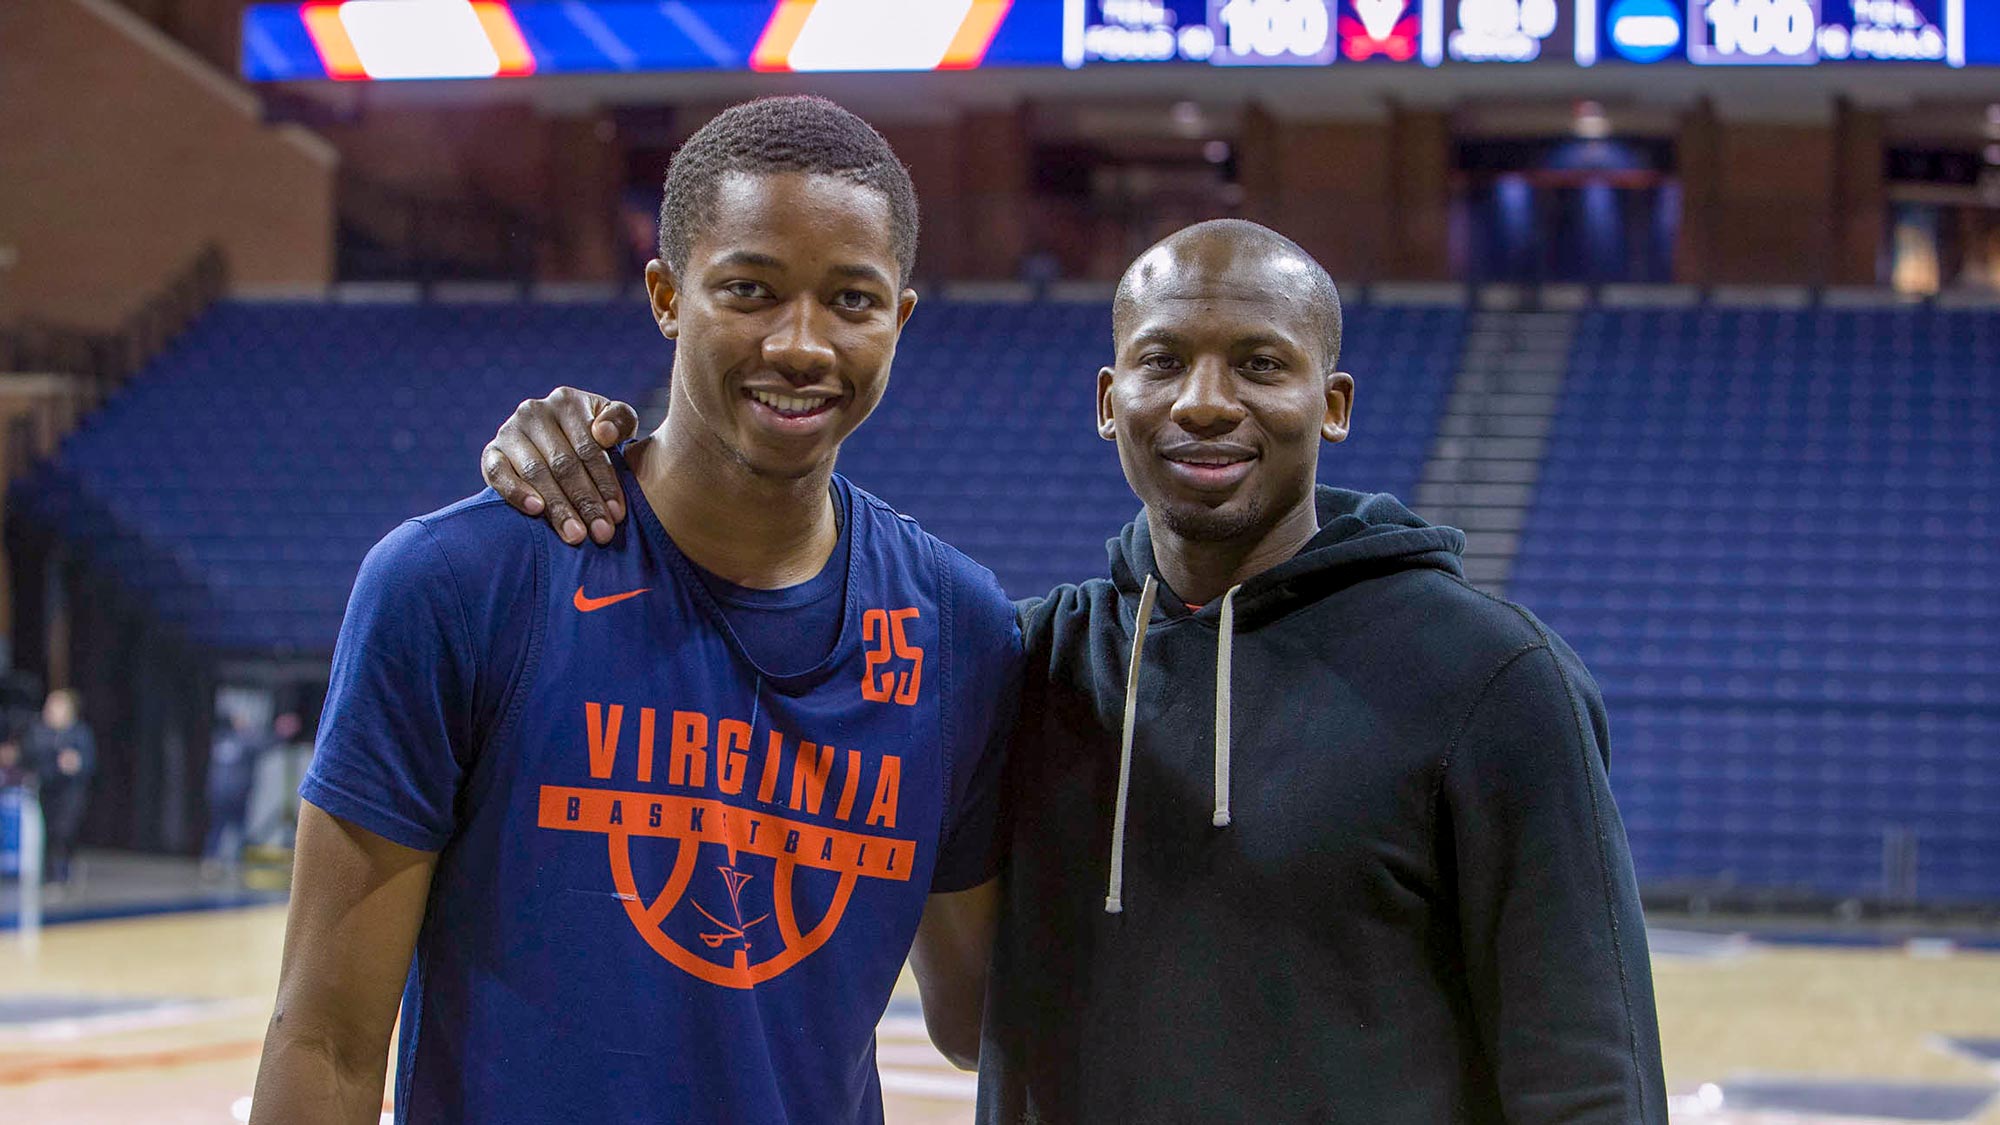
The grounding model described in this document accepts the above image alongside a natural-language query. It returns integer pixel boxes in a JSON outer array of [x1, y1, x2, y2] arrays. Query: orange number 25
[[861, 608, 924, 705]]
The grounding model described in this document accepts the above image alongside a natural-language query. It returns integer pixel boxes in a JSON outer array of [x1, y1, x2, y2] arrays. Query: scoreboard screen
[[1069, 1, 1569, 67], [1593, 0, 1962, 66], [240, 0, 1986, 80]]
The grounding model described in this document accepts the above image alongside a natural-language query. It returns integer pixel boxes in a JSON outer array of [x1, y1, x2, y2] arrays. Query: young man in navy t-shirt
[[252, 97, 1021, 1124]]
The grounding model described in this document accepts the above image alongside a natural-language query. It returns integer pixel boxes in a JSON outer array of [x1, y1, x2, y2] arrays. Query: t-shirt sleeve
[[301, 519, 480, 852], [930, 554, 1025, 893]]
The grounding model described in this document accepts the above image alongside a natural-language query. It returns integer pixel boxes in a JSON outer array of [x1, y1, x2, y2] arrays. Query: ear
[[645, 259, 680, 339], [1321, 371, 1354, 444], [895, 288, 919, 332], [1096, 366, 1118, 441]]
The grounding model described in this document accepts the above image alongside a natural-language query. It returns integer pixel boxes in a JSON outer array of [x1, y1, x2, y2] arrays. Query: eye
[[832, 289, 881, 312], [1139, 353, 1184, 374], [721, 280, 772, 301], [1241, 355, 1284, 375]]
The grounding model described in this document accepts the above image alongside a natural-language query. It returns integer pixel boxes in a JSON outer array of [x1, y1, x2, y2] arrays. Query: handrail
[[0, 244, 228, 480], [0, 243, 229, 402]]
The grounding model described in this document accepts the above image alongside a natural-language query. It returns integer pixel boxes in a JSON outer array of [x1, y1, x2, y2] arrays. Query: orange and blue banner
[[246, 0, 1040, 80], [240, 0, 1989, 80]]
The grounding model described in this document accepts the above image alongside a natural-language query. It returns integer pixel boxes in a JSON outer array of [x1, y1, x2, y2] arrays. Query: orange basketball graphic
[[538, 785, 914, 989]]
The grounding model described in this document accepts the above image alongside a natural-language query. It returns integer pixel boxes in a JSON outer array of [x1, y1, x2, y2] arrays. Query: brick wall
[[0, 0, 335, 331]]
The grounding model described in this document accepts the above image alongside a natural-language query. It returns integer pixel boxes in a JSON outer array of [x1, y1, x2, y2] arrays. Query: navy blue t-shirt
[[302, 457, 1022, 1124]]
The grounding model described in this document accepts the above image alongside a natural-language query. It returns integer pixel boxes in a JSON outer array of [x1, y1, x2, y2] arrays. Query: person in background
[[26, 689, 96, 884], [203, 709, 263, 880], [0, 738, 28, 789], [247, 712, 312, 849], [0, 737, 24, 888]]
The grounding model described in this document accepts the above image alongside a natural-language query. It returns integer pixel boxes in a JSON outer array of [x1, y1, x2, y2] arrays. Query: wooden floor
[[4, 904, 1998, 1123]]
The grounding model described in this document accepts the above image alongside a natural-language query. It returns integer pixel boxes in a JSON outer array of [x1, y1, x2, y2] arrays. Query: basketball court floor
[[4, 855, 1998, 1124]]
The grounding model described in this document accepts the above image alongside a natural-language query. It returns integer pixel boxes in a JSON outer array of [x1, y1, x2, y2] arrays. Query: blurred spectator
[[0, 738, 27, 789], [247, 711, 312, 849], [26, 689, 96, 883], [203, 709, 266, 879]]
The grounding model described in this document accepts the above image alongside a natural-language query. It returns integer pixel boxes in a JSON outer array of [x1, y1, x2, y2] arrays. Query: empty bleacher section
[[12, 293, 1465, 653], [1511, 303, 1999, 902], [13, 299, 664, 653], [15, 290, 1994, 906]]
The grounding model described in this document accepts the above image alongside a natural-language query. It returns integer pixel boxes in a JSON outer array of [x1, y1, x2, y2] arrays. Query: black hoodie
[[977, 487, 1666, 1123]]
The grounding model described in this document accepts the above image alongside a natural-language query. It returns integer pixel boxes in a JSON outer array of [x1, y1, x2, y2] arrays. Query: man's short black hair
[[658, 95, 919, 285]]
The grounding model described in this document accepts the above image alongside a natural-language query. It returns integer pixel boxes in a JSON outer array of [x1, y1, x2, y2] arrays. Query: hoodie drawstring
[[1105, 574, 1157, 915], [1213, 584, 1239, 828], [1105, 577, 1242, 914]]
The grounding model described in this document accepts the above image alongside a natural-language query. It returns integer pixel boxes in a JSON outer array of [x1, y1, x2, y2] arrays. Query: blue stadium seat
[[1514, 305, 2000, 901]]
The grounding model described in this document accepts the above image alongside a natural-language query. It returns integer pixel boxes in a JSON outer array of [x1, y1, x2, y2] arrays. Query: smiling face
[[1098, 230, 1352, 544], [648, 170, 916, 481]]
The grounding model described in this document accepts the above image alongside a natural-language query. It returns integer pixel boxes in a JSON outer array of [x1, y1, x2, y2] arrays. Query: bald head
[[1113, 219, 1342, 371]]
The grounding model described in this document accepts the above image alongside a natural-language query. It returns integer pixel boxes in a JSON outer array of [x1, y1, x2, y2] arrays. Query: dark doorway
[[1454, 137, 1678, 284]]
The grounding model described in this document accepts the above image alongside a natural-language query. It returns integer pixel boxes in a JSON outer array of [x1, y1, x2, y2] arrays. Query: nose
[[763, 296, 837, 382], [1169, 355, 1247, 437]]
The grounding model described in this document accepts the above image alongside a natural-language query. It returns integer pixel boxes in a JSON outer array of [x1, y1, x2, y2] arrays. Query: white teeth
[[751, 390, 825, 414]]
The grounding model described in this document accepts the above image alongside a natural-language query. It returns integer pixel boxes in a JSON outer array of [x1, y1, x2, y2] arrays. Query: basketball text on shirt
[[537, 695, 914, 989]]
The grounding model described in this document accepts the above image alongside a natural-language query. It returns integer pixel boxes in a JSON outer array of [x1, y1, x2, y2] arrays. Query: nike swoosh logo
[[573, 585, 651, 613]]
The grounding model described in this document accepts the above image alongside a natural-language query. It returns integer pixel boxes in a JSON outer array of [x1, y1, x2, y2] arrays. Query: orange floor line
[[0, 1038, 265, 1085]]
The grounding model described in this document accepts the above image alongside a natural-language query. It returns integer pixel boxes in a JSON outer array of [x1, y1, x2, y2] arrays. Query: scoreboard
[[1608, 0, 1961, 66], [241, 0, 1986, 80], [1068, 0, 1967, 68]]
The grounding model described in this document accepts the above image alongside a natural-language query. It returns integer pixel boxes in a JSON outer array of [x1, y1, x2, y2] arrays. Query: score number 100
[[1212, 0, 1334, 63], [1696, 0, 1820, 61]]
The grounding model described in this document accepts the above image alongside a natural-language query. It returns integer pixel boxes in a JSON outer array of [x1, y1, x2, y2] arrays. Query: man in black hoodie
[[479, 220, 1667, 1121]]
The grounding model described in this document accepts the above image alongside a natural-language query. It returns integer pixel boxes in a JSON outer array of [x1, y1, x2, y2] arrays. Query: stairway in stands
[[1413, 304, 1577, 594]]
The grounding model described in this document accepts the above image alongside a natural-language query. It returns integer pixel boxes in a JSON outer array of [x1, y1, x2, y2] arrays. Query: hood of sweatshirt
[[1098, 486, 1466, 912], [1108, 486, 1466, 625]]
